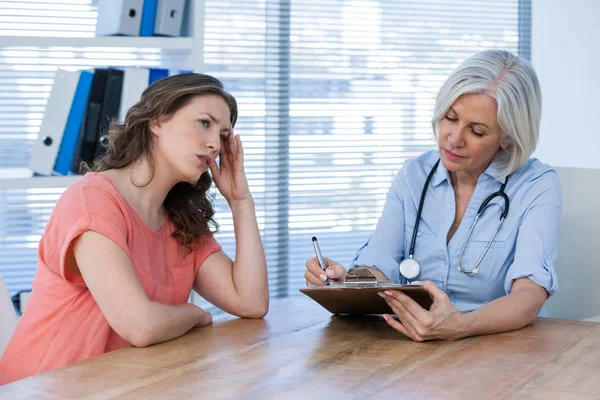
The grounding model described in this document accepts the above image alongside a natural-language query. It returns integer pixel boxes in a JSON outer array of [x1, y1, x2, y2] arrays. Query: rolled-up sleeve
[[504, 170, 562, 296], [353, 170, 406, 282]]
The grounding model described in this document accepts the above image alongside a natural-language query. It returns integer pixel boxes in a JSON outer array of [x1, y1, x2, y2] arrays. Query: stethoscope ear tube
[[408, 159, 441, 258], [477, 176, 510, 219]]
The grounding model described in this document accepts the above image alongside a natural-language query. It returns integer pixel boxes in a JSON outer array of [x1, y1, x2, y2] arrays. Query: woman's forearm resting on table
[[459, 277, 548, 339], [380, 276, 547, 341], [73, 231, 210, 348], [230, 198, 269, 317], [129, 301, 210, 347], [195, 197, 269, 319]]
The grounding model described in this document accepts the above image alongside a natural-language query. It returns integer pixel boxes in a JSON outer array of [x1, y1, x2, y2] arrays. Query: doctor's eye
[[471, 128, 484, 137], [444, 114, 458, 123], [199, 119, 210, 128]]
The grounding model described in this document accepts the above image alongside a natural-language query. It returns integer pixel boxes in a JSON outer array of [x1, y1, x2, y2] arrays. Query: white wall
[[532, 0, 600, 168], [546, 167, 600, 320], [532, 1, 600, 320]]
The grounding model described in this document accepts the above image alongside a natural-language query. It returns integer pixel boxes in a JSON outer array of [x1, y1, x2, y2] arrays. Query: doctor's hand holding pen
[[304, 256, 347, 286], [305, 237, 389, 286], [305, 236, 347, 286]]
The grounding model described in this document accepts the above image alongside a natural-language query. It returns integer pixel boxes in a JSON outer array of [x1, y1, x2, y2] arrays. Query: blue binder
[[54, 71, 94, 176], [148, 68, 169, 84], [140, 0, 158, 36]]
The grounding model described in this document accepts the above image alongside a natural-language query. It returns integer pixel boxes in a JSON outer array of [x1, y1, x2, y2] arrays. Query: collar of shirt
[[430, 155, 506, 187]]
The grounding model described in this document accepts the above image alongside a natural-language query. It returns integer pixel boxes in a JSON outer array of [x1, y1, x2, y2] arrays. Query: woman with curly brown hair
[[0, 73, 268, 383]]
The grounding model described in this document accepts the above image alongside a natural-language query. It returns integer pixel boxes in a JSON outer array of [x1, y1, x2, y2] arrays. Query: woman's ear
[[500, 135, 511, 149], [148, 119, 162, 137]]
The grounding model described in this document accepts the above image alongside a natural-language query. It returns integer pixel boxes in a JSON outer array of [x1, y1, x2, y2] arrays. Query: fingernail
[[319, 274, 327, 281], [384, 290, 393, 296], [326, 269, 335, 278], [377, 291, 386, 298], [383, 314, 389, 321], [412, 281, 422, 285]]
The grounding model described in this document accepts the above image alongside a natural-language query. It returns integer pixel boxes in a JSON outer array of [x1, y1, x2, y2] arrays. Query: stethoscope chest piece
[[399, 257, 420, 280]]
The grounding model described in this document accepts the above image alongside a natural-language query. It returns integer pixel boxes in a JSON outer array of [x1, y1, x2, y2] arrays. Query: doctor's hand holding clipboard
[[304, 252, 462, 342]]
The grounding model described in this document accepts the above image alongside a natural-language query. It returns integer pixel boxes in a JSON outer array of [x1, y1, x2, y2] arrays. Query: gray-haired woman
[[305, 50, 561, 341]]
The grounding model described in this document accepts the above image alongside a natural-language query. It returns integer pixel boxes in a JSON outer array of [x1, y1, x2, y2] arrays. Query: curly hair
[[86, 73, 238, 249]]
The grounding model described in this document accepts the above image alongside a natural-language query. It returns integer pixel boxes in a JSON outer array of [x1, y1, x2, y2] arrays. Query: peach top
[[0, 173, 220, 384]]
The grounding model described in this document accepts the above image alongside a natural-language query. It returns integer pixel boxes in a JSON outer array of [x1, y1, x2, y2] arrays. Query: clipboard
[[299, 266, 433, 315]]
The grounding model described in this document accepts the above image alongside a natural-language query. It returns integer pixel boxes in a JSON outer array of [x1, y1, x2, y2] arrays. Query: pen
[[312, 236, 330, 285]]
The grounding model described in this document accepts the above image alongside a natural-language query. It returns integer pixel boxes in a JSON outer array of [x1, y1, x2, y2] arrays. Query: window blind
[[203, 0, 530, 298], [0, 0, 530, 301]]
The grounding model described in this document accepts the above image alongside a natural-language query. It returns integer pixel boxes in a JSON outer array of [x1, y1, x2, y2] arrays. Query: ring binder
[[96, 0, 144, 37]]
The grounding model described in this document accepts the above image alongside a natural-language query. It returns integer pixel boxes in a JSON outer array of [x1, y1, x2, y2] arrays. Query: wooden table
[[2, 296, 600, 399]]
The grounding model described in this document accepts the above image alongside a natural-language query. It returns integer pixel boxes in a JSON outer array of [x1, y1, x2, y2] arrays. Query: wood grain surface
[[1, 296, 599, 399]]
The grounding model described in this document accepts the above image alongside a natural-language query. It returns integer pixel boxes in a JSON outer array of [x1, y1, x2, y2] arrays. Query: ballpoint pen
[[312, 236, 330, 285]]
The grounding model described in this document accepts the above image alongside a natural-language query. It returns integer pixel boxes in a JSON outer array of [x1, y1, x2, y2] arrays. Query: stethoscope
[[398, 159, 510, 280]]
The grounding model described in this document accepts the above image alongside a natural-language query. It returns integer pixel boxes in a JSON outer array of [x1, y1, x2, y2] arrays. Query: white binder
[[28, 70, 81, 176], [118, 68, 150, 122], [153, 0, 186, 37], [96, 0, 144, 36]]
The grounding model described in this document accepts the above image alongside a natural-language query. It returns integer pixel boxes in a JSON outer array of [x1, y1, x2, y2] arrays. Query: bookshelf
[[0, 0, 205, 301], [0, 0, 204, 191], [0, 0, 211, 308]]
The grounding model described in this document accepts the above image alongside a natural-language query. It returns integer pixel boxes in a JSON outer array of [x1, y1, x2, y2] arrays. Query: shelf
[[0, 169, 79, 190], [0, 36, 194, 50], [0, 176, 79, 190]]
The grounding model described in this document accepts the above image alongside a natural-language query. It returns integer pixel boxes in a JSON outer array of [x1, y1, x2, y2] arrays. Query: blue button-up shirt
[[353, 150, 561, 314]]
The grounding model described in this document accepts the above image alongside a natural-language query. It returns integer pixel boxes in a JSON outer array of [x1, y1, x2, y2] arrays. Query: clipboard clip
[[344, 266, 379, 288]]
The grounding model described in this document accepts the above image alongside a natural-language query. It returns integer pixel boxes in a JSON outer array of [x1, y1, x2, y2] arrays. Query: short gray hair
[[431, 50, 542, 177]]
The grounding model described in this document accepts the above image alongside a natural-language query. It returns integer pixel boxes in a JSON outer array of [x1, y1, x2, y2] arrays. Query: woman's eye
[[471, 129, 484, 137], [445, 115, 458, 122], [199, 119, 210, 128], [220, 134, 228, 141]]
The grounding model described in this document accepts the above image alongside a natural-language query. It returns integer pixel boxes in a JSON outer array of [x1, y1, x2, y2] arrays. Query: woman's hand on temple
[[210, 130, 252, 205]]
